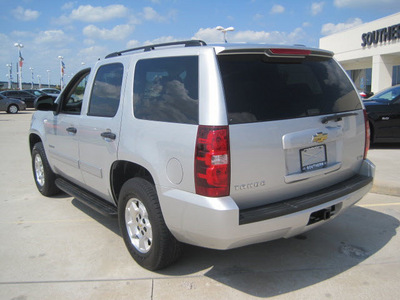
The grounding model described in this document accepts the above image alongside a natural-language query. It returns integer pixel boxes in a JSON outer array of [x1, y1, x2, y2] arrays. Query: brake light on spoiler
[[269, 48, 311, 56], [265, 48, 333, 58]]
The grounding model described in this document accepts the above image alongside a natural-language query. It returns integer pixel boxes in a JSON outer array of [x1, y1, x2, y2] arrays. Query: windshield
[[369, 85, 400, 102], [217, 54, 362, 124]]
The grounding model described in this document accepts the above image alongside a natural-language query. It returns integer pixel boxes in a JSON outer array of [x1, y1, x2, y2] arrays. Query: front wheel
[[118, 178, 182, 270], [32, 142, 60, 196], [7, 104, 18, 114]]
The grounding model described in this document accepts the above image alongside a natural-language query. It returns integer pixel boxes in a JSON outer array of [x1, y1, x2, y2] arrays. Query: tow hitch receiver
[[307, 205, 337, 225]]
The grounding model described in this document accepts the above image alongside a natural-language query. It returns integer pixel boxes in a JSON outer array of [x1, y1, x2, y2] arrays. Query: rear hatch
[[217, 47, 365, 209]]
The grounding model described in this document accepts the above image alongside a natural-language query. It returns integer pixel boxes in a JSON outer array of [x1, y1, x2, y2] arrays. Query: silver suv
[[29, 40, 375, 270]]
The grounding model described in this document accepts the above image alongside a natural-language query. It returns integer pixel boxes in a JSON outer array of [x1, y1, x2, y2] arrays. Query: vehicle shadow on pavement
[[70, 195, 399, 297], [71, 198, 120, 236], [161, 205, 399, 297]]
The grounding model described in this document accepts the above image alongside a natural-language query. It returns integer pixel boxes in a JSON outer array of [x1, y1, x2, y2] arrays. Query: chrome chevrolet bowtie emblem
[[312, 132, 328, 143]]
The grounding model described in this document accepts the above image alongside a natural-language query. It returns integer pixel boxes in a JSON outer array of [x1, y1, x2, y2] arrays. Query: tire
[[118, 178, 182, 270], [32, 142, 60, 196], [7, 104, 18, 114]]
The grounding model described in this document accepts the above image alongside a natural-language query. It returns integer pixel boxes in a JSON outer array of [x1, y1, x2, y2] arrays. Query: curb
[[371, 180, 400, 197]]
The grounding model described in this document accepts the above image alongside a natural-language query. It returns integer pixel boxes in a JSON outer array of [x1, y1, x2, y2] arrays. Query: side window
[[133, 56, 199, 124], [88, 63, 124, 117], [60, 72, 90, 114]]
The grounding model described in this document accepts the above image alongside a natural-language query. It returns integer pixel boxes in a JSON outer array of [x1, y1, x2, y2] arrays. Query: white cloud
[[12, 6, 40, 21], [270, 4, 285, 14], [82, 24, 134, 41], [11, 31, 32, 38], [311, 2, 324, 15], [34, 30, 73, 46], [193, 27, 306, 44], [62, 2, 76, 11], [142, 7, 164, 21], [143, 36, 178, 45], [79, 46, 108, 63], [234, 28, 305, 44], [321, 18, 363, 35], [70, 5, 128, 22], [192, 27, 225, 43], [140, 7, 177, 23], [334, 0, 400, 9], [126, 40, 140, 48], [253, 13, 264, 21]]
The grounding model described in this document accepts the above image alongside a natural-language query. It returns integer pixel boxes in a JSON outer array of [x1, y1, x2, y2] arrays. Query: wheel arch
[[110, 160, 155, 205], [29, 133, 42, 154]]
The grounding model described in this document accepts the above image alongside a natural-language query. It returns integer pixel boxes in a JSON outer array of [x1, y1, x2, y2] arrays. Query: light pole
[[6, 63, 12, 89], [58, 56, 64, 90], [46, 70, 51, 88], [216, 26, 235, 43], [14, 43, 24, 90], [37, 75, 41, 88], [29, 67, 34, 89]]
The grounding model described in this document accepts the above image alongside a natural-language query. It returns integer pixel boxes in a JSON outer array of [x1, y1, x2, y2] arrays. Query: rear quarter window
[[133, 56, 199, 124], [217, 54, 362, 124]]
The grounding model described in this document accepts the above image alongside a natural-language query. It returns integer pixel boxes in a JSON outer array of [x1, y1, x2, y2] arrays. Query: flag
[[61, 60, 65, 75], [19, 50, 24, 68]]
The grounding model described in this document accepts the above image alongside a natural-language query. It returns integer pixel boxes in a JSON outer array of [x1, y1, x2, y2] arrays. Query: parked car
[[39, 88, 61, 98], [0, 94, 26, 113], [363, 84, 400, 143], [0, 90, 37, 108], [23, 89, 48, 97], [30, 40, 374, 270]]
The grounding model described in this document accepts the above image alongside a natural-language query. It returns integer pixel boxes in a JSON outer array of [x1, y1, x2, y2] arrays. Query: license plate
[[300, 145, 327, 172]]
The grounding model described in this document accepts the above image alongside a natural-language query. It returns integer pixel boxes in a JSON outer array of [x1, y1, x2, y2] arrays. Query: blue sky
[[1, 0, 399, 85]]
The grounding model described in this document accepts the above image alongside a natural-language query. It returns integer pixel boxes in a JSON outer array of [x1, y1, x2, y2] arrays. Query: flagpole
[[58, 56, 64, 90], [29, 67, 34, 89], [14, 43, 24, 90], [6, 64, 12, 89]]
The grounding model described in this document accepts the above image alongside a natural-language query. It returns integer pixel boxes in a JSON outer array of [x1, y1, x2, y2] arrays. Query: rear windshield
[[217, 54, 362, 124]]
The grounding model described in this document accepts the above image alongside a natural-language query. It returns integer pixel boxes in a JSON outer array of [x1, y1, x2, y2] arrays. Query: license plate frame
[[300, 145, 327, 173]]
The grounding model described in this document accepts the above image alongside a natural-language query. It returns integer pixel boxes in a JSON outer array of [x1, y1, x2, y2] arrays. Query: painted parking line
[[358, 202, 400, 208], [0, 218, 100, 225]]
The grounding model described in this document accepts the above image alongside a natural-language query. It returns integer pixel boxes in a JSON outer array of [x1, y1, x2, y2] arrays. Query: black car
[[0, 90, 37, 108], [363, 84, 400, 143], [23, 89, 48, 97]]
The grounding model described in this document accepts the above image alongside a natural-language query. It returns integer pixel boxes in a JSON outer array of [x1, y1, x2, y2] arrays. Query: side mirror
[[34, 95, 57, 111]]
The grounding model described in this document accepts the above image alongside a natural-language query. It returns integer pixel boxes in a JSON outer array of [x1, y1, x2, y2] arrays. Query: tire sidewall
[[118, 178, 174, 270], [32, 142, 59, 196], [8, 105, 18, 114]]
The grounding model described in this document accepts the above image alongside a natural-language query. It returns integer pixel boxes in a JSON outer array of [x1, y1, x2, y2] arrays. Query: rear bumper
[[159, 159, 375, 250]]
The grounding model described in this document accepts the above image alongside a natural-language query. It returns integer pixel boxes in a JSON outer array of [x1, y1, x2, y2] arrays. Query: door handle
[[382, 117, 390, 121], [101, 131, 116, 140], [66, 127, 77, 134]]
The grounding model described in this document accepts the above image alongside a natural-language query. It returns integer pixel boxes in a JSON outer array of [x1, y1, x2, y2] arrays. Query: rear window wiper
[[321, 112, 358, 124]]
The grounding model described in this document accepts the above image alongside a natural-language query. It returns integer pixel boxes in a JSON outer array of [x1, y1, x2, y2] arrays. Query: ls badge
[[312, 132, 328, 143]]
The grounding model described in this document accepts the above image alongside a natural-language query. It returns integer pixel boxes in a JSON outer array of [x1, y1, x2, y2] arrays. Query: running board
[[55, 178, 118, 218]]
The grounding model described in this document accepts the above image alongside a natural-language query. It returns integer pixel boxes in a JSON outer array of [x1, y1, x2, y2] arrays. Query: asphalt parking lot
[[1, 110, 399, 300]]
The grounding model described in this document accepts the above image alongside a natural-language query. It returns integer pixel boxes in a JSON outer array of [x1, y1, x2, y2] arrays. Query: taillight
[[363, 109, 370, 159], [195, 126, 230, 197]]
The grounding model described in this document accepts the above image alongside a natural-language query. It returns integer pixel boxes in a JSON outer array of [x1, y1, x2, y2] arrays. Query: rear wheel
[[32, 142, 60, 196], [7, 104, 18, 114], [118, 178, 182, 270]]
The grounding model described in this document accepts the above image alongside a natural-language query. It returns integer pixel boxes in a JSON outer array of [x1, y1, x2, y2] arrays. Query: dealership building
[[319, 12, 400, 94]]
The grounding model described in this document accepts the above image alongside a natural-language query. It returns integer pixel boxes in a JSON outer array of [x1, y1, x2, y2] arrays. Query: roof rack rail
[[105, 40, 207, 59]]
